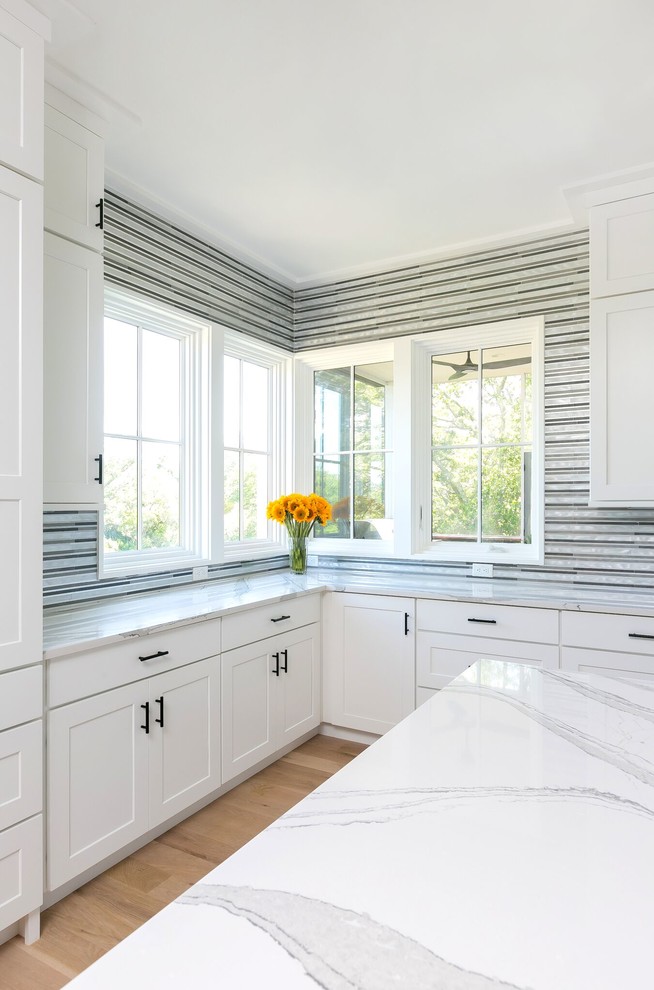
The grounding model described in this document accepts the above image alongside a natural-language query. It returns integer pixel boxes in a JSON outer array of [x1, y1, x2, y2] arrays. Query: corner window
[[431, 343, 533, 544], [411, 316, 544, 564], [294, 342, 395, 554], [102, 289, 211, 574]]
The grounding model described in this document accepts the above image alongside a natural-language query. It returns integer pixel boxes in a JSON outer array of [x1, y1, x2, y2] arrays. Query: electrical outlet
[[192, 565, 209, 581], [471, 563, 493, 578]]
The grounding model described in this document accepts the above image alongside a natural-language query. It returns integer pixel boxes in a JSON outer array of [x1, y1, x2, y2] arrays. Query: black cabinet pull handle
[[94, 453, 103, 485], [272, 652, 280, 676], [155, 696, 164, 728], [404, 612, 410, 636], [467, 618, 497, 624], [280, 649, 288, 673], [628, 633, 654, 640], [95, 197, 104, 229], [140, 701, 150, 734], [138, 650, 169, 662], [271, 615, 291, 623]]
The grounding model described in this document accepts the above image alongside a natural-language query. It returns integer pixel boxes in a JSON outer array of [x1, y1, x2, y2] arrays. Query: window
[[408, 316, 544, 564], [102, 289, 212, 574], [222, 334, 288, 558], [295, 342, 394, 553]]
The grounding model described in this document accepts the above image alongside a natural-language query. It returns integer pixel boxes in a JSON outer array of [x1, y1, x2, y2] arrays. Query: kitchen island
[[65, 659, 653, 989]]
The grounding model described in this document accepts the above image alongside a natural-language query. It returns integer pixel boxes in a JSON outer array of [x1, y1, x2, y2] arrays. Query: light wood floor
[[0, 734, 365, 990]]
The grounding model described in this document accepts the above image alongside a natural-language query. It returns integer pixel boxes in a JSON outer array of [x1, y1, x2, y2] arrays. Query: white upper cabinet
[[44, 90, 105, 252], [0, 164, 43, 671], [0, 2, 47, 180], [43, 233, 104, 505], [590, 290, 654, 504], [591, 194, 654, 297]]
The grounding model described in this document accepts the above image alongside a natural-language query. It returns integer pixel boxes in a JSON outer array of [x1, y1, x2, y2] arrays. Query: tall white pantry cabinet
[[0, 0, 49, 945]]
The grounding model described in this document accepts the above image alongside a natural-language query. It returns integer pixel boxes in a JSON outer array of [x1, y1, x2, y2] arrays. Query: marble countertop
[[43, 567, 654, 657], [66, 659, 654, 989]]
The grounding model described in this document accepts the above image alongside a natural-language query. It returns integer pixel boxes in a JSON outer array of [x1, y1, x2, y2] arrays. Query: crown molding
[[105, 169, 298, 289], [563, 163, 654, 225], [293, 218, 579, 289]]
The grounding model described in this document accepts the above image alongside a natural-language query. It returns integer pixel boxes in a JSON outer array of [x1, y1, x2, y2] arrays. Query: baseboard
[[319, 722, 380, 745]]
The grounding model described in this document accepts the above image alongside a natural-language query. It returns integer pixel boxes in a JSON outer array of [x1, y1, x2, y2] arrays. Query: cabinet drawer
[[561, 646, 654, 683], [0, 721, 42, 831], [48, 618, 221, 707], [417, 631, 558, 691], [0, 667, 42, 731], [0, 814, 42, 932], [561, 611, 654, 656], [222, 594, 321, 652], [417, 599, 559, 644]]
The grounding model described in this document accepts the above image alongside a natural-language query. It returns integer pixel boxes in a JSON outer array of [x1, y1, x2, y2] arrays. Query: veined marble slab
[[66, 660, 654, 990], [43, 568, 654, 656]]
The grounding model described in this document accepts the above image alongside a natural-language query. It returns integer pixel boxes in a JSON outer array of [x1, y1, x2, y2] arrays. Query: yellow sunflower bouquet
[[267, 493, 332, 573]]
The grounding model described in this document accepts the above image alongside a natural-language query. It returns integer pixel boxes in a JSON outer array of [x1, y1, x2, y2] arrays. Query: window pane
[[354, 362, 391, 451], [313, 454, 350, 538], [141, 330, 181, 442], [314, 369, 351, 454], [224, 355, 240, 449], [141, 442, 181, 549], [354, 453, 388, 539], [242, 361, 269, 452], [224, 449, 240, 542], [242, 452, 268, 540], [432, 448, 478, 539], [103, 436, 137, 552], [432, 352, 479, 446], [481, 447, 526, 543], [481, 343, 532, 445], [104, 318, 137, 436]]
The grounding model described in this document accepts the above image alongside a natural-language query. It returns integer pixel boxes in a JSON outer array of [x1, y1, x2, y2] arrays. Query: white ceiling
[[39, 0, 654, 285]]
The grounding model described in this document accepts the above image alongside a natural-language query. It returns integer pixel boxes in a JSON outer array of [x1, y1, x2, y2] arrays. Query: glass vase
[[288, 536, 308, 575]]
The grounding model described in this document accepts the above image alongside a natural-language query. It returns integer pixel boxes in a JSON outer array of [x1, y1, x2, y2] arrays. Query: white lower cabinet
[[0, 815, 43, 934], [416, 600, 559, 692], [561, 610, 654, 682], [222, 623, 320, 783], [47, 655, 220, 890], [322, 593, 415, 735]]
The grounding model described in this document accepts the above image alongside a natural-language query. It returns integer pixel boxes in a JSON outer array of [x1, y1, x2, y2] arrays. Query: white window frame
[[101, 288, 217, 578], [221, 331, 291, 561], [294, 340, 395, 558], [394, 315, 545, 565]]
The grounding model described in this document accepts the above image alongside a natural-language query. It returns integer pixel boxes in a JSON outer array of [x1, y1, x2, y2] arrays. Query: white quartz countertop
[[66, 659, 654, 989], [43, 567, 654, 657]]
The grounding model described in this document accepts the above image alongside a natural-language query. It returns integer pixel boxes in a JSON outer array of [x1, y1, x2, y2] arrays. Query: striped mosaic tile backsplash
[[104, 191, 294, 351], [43, 202, 654, 604]]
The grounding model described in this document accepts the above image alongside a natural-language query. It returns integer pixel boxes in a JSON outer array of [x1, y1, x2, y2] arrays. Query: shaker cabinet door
[[148, 656, 221, 828], [47, 683, 149, 890], [44, 102, 105, 251], [43, 233, 104, 505]]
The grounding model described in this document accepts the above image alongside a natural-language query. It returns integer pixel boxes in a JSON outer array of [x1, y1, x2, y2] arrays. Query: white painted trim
[[45, 58, 142, 132], [564, 163, 654, 226], [45, 82, 107, 138], [0, 0, 50, 38], [318, 723, 378, 745]]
